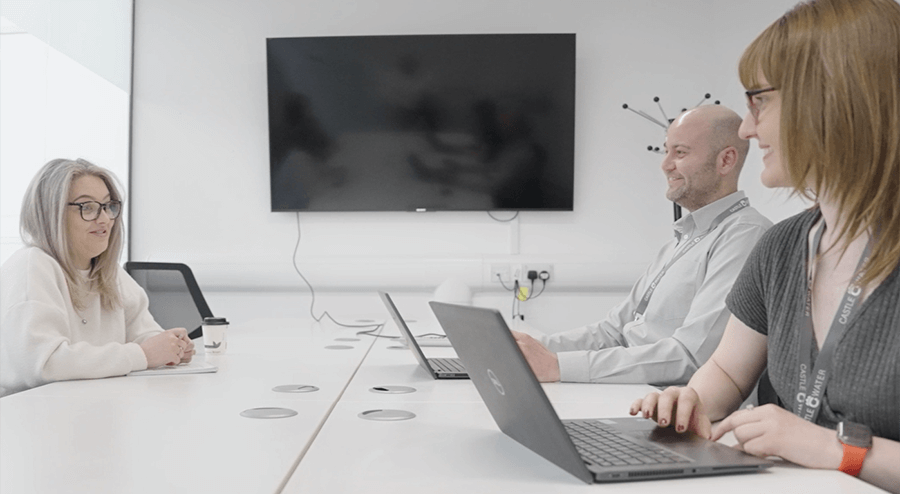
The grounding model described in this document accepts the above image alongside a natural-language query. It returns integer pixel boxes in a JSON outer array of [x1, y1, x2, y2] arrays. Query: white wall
[[131, 0, 804, 328], [0, 1, 132, 265]]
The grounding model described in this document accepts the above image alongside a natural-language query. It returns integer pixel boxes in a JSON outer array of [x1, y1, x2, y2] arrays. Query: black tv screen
[[266, 33, 575, 212]]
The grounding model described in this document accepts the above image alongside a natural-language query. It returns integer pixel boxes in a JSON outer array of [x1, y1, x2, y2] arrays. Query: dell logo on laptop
[[487, 369, 505, 395]]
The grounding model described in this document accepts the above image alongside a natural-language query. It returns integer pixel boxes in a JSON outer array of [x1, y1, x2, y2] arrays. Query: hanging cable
[[487, 210, 519, 222], [528, 279, 548, 299], [293, 213, 382, 331], [497, 272, 516, 291], [511, 280, 518, 320]]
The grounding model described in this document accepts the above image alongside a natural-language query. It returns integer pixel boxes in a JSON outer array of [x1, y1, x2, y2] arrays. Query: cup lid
[[203, 316, 229, 325]]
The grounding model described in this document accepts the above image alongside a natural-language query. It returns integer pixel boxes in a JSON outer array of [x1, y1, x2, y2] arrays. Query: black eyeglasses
[[745, 86, 777, 121], [68, 201, 122, 221]]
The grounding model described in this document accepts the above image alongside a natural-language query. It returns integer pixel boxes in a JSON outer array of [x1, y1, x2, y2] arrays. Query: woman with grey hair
[[1, 158, 194, 396]]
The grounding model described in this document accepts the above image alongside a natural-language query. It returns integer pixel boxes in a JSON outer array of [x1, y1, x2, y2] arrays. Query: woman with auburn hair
[[629, 0, 900, 491], [0, 158, 194, 396]]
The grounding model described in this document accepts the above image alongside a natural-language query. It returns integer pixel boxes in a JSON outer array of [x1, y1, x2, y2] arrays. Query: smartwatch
[[836, 421, 872, 477]]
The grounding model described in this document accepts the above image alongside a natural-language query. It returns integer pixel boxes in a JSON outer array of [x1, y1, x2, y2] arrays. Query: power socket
[[519, 263, 553, 283]]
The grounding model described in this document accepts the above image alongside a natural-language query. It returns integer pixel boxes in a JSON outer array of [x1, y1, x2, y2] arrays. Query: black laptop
[[378, 292, 468, 379], [429, 301, 772, 483]]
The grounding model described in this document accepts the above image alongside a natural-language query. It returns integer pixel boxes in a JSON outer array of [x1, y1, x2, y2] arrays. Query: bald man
[[515, 105, 772, 385]]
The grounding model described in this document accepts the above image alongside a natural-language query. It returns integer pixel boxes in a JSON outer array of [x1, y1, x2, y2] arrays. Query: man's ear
[[717, 146, 738, 175]]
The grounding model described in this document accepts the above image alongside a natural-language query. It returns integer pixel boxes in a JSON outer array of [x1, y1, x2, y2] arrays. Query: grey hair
[[20, 158, 125, 311]]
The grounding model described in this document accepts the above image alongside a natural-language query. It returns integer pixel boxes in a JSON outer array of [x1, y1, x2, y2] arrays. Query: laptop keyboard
[[430, 358, 465, 373], [565, 420, 690, 467]]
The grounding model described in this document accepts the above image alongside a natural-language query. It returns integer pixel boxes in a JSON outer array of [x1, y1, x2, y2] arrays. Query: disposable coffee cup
[[203, 317, 229, 354]]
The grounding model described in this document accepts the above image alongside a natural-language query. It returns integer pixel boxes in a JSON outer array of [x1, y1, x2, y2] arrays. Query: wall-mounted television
[[266, 33, 575, 212]]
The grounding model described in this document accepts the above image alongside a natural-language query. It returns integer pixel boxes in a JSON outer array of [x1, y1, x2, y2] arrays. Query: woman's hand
[[714, 404, 842, 469], [139, 328, 193, 368], [629, 386, 713, 440], [173, 328, 195, 363]]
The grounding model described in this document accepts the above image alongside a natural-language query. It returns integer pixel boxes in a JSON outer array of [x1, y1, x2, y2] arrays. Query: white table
[[0, 319, 377, 494], [282, 337, 887, 493], [1, 317, 886, 494]]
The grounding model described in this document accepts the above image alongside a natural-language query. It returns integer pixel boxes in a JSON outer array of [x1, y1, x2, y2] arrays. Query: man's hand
[[512, 330, 560, 382]]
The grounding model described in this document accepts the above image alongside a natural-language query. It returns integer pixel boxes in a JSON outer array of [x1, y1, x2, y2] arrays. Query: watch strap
[[838, 443, 867, 476]]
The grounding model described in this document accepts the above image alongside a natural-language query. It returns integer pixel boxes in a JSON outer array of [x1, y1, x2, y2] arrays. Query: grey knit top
[[726, 209, 899, 440]]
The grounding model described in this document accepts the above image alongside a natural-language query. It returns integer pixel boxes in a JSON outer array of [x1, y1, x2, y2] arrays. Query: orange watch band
[[838, 443, 867, 476]]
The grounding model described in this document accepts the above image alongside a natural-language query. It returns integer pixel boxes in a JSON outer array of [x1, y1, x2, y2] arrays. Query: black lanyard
[[633, 198, 750, 319], [794, 221, 871, 422]]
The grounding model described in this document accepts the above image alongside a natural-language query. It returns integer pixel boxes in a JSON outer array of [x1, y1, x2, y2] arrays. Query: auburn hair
[[739, 0, 900, 287]]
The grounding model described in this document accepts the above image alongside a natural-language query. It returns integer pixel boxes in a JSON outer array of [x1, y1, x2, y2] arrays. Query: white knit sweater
[[1, 247, 163, 396]]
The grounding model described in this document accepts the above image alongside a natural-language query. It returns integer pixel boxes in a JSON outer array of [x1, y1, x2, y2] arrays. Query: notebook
[[378, 292, 468, 379], [429, 301, 772, 483], [128, 360, 218, 376]]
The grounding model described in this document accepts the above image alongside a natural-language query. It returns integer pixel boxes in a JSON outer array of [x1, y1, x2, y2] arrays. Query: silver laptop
[[429, 301, 772, 483], [378, 292, 468, 379]]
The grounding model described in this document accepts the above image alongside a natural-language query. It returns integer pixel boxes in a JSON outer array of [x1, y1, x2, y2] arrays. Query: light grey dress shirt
[[539, 191, 772, 384]]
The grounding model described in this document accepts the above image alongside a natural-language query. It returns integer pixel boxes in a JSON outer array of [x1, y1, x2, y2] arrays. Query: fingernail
[[677, 425, 685, 432], [660, 418, 667, 426]]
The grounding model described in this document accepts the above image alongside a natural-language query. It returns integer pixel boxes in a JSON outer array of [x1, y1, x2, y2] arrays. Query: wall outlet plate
[[490, 263, 511, 283], [488, 263, 553, 284]]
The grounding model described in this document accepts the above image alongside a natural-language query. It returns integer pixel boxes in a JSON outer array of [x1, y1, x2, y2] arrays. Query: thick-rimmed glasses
[[68, 201, 122, 221], [745, 86, 777, 121]]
